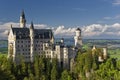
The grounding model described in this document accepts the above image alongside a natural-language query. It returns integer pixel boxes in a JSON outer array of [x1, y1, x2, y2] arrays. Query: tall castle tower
[[29, 22, 34, 62], [20, 11, 26, 28], [74, 28, 82, 48], [63, 47, 69, 69]]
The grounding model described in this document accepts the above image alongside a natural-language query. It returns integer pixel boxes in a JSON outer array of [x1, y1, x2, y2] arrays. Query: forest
[[0, 48, 120, 80]]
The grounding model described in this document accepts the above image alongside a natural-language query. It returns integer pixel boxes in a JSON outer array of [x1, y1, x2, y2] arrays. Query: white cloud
[[1, 22, 120, 39], [113, 0, 120, 5], [72, 8, 87, 11], [103, 14, 120, 20], [82, 23, 120, 38], [32, 24, 47, 29], [53, 25, 76, 37], [103, 17, 112, 20], [53, 23, 120, 39], [115, 15, 120, 19]]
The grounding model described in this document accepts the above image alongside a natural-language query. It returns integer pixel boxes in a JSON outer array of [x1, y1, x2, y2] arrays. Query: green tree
[[34, 56, 40, 80], [29, 73, 34, 80], [23, 77, 28, 80], [94, 58, 119, 80], [61, 70, 72, 80], [45, 58, 51, 79], [20, 58, 26, 76], [51, 58, 58, 80]]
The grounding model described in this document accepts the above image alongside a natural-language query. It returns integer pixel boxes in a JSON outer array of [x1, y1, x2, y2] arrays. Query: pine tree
[[61, 70, 72, 80]]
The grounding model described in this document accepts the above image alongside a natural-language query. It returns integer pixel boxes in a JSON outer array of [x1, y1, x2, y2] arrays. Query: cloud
[[53, 25, 76, 37], [113, 0, 120, 5], [103, 17, 112, 20], [1, 22, 120, 39], [32, 24, 47, 29], [72, 8, 87, 11], [82, 23, 120, 39], [103, 14, 120, 20], [53, 23, 120, 39], [114, 15, 120, 19], [0, 22, 19, 39]]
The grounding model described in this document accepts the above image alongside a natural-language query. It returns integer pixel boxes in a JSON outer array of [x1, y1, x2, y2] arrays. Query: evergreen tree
[[61, 70, 72, 80], [51, 58, 58, 80], [34, 56, 40, 80]]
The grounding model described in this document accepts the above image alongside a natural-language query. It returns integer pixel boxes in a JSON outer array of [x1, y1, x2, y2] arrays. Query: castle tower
[[30, 22, 34, 62], [103, 48, 107, 59], [50, 31, 54, 44], [74, 28, 82, 48], [56, 45, 61, 67], [63, 47, 69, 69], [20, 10, 26, 28], [51, 35, 54, 44], [61, 38, 64, 44]]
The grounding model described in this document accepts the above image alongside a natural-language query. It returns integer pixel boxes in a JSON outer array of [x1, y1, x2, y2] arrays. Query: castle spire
[[30, 21, 34, 62], [20, 10, 26, 28], [21, 10, 25, 18], [30, 21, 34, 29], [10, 24, 12, 28]]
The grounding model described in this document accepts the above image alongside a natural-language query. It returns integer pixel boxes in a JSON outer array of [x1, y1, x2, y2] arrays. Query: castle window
[[21, 41, 23, 43], [19, 36, 22, 39], [18, 41, 19, 43], [17, 49, 20, 51]]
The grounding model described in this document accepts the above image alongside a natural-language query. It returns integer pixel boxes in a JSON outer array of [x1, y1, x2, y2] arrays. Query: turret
[[103, 48, 107, 59], [63, 46, 69, 69], [61, 38, 64, 44], [30, 22, 34, 30], [74, 28, 82, 48], [30, 22, 34, 37], [50, 31, 54, 44], [20, 10, 26, 28], [76, 28, 81, 36], [29, 22, 34, 62]]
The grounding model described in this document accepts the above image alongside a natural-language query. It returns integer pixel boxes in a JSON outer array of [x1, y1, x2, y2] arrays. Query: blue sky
[[0, 0, 120, 39], [0, 0, 119, 26]]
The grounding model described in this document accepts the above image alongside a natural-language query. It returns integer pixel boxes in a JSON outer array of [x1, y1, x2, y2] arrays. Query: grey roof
[[12, 28, 53, 39], [34, 29, 53, 39], [12, 28, 29, 39]]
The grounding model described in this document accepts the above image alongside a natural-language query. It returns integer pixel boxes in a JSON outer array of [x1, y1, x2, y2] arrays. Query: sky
[[0, 0, 120, 39]]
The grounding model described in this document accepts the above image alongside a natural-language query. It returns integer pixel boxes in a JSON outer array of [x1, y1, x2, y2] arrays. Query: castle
[[8, 11, 82, 69], [8, 11, 107, 69]]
